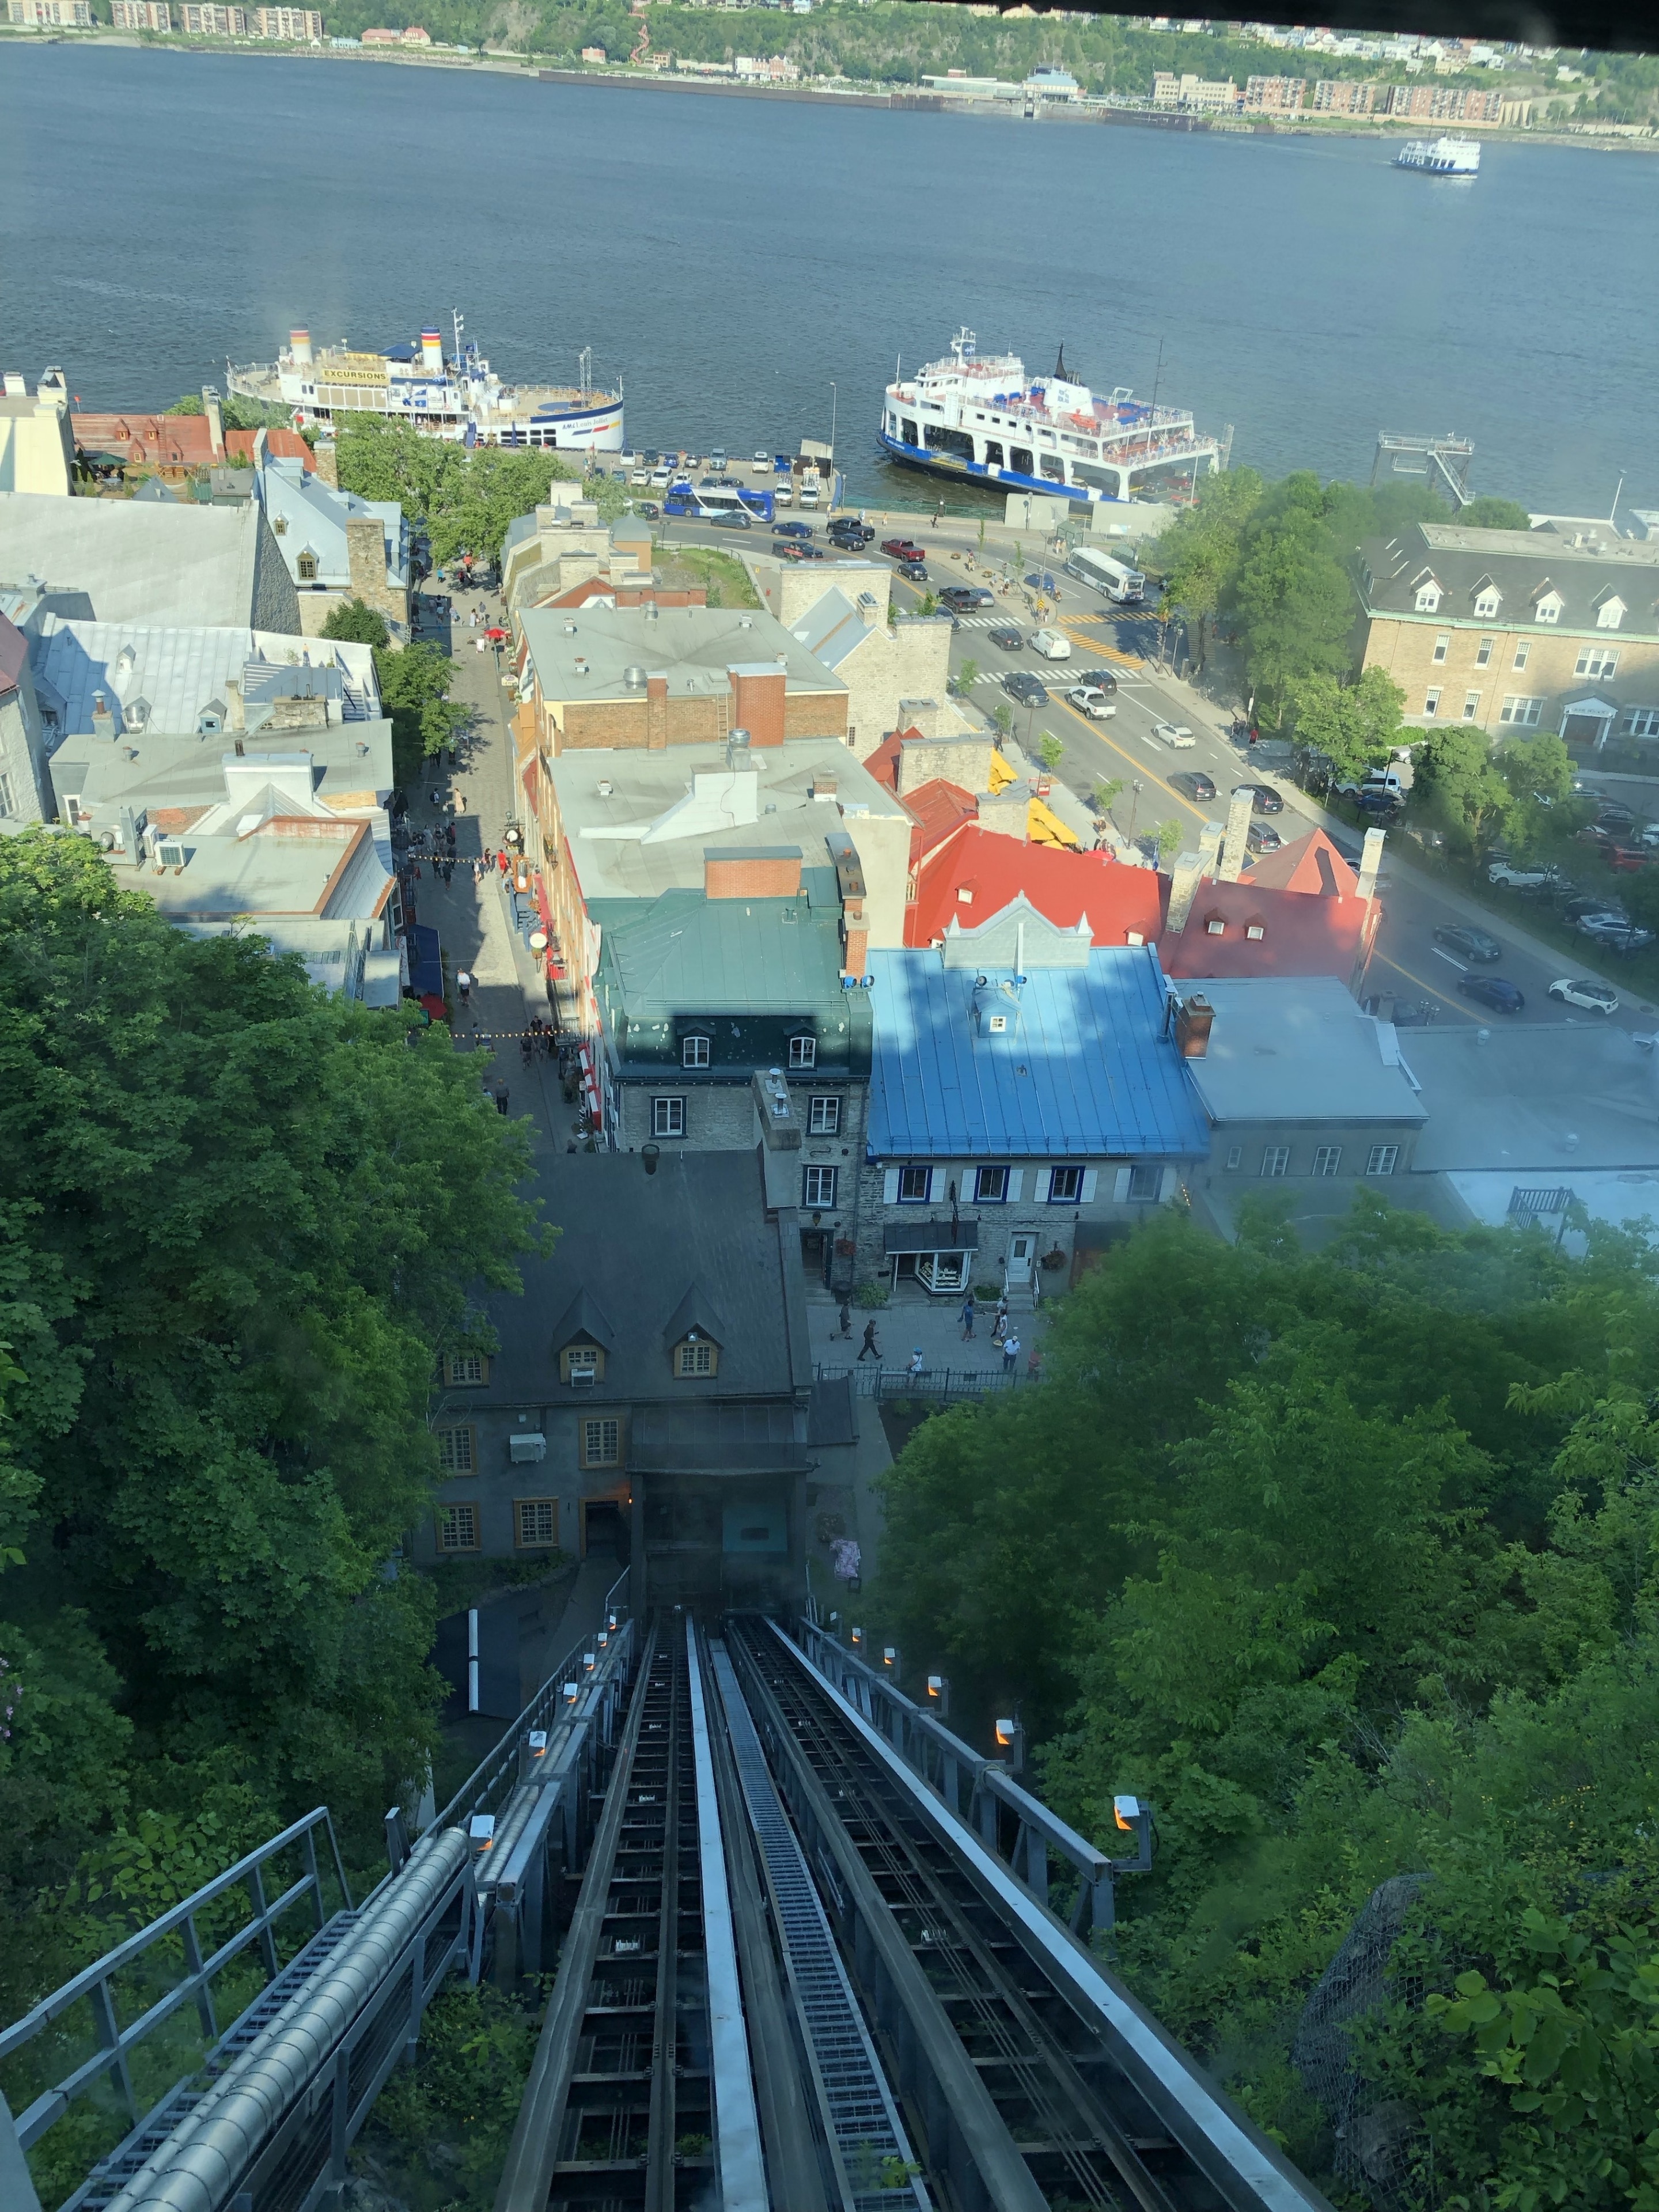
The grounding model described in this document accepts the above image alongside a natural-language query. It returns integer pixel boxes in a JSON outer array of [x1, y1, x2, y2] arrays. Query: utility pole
[[829, 380, 837, 457]]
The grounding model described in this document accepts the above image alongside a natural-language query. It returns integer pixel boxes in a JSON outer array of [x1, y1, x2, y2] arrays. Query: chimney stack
[[1165, 849, 1207, 934], [313, 438, 339, 491], [201, 385, 225, 463], [1217, 787, 1254, 883], [1355, 825, 1387, 904], [289, 327, 313, 368], [91, 691, 117, 741], [1175, 993, 1214, 1059]]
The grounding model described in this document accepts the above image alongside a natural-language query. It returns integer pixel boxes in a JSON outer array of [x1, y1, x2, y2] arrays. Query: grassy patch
[[657, 548, 760, 611]]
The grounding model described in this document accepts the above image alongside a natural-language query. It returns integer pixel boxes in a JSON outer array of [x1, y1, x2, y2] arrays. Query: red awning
[[419, 991, 449, 1020]]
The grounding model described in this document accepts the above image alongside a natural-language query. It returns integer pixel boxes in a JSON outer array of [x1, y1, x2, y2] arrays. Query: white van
[[649, 467, 672, 489], [1029, 628, 1071, 661]]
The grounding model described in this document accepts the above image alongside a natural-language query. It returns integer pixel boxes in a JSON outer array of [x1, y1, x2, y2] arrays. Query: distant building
[[1152, 69, 1238, 109], [0, 491, 300, 632], [5, 0, 93, 23], [1357, 519, 1659, 747], [178, 3, 249, 31], [110, 1, 174, 26], [72, 393, 313, 482], [254, 445, 410, 637], [580, 43, 605, 59], [1161, 813, 1385, 987], [1312, 78, 1378, 112], [359, 24, 399, 38], [254, 6, 323, 35], [1244, 73, 1306, 111], [1024, 66, 1078, 99], [0, 371, 74, 498]]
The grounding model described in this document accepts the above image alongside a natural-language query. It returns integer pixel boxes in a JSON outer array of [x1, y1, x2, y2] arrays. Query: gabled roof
[[1361, 521, 1659, 637], [905, 824, 1164, 950], [550, 1287, 617, 1352], [903, 776, 978, 869], [0, 492, 295, 631], [662, 1278, 730, 1351], [1243, 827, 1358, 896], [865, 944, 1207, 1160]]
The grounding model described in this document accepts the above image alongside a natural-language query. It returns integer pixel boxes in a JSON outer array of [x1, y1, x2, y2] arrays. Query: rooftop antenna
[[452, 308, 465, 373], [1611, 471, 1625, 526], [579, 347, 592, 405], [1150, 336, 1165, 413]]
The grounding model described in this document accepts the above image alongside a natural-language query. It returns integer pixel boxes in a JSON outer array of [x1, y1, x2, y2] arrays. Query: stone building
[[0, 371, 74, 498], [255, 447, 410, 636], [1357, 520, 1659, 748], [413, 1148, 817, 1618], [857, 931, 1209, 1302]]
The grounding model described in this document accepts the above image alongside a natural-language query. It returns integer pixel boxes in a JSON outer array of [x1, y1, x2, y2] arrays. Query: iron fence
[[815, 1361, 1020, 1401]]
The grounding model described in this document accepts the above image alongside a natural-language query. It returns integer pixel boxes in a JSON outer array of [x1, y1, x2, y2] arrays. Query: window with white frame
[[515, 1498, 558, 1549], [1432, 632, 1450, 663], [1575, 645, 1619, 680], [1513, 641, 1530, 670], [808, 1094, 840, 1135], [1312, 1145, 1342, 1177], [681, 1032, 710, 1068], [652, 1096, 685, 1138], [1225, 1146, 1244, 1171], [897, 1165, 931, 1203], [1048, 1165, 1083, 1202], [1474, 588, 1501, 618], [1622, 707, 1659, 738], [1126, 1165, 1162, 1201], [802, 1165, 838, 1208], [1500, 696, 1544, 726], [1596, 595, 1626, 631], [975, 1165, 1009, 1203], [1535, 593, 1562, 624], [1262, 1146, 1290, 1179], [1366, 1143, 1400, 1176], [437, 1501, 479, 1552], [0, 771, 14, 818], [1414, 581, 1441, 612], [1423, 689, 1441, 718], [1475, 635, 1493, 667], [1463, 692, 1481, 721], [788, 1034, 817, 1070]]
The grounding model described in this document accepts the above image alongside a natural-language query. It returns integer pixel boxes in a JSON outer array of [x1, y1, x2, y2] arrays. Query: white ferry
[[1394, 137, 1481, 176], [879, 328, 1218, 506], [227, 312, 624, 451]]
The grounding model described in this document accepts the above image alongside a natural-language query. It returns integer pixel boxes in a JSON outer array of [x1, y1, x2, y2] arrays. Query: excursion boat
[[878, 327, 1218, 505], [1394, 136, 1481, 176], [228, 311, 625, 451]]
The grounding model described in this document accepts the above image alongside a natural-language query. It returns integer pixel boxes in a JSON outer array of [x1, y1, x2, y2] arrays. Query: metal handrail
[[433, 1615, 630, 1835]]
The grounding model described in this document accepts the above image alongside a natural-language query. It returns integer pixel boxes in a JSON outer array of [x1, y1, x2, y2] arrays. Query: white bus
[[1066, 544, 1146, 603]]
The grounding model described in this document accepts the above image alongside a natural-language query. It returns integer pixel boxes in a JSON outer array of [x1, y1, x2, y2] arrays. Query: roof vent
[[738, 617, 753, 629], [563, 622, 577, 634], [574, 657, 588, 675], [624, 664, 646, 688], [597, 779, 615, 798]]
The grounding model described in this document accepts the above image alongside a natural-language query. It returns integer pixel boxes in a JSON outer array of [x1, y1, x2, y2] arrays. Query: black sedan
[[897, 559, 928, 582], [1243, 783, 1284, 815], [987, 626, 1024, 652], [1432, 923, 1503, 964], [1073, 668, 1119, 693], [1173, 770, 1218, 802], [1002, 672, 1050, 707], [1458, 974, 1525, 1014]]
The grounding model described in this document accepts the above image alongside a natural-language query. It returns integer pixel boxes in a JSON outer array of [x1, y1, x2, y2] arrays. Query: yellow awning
[[988, 749, 1018, 794], [1027, 797, 1081, 850]]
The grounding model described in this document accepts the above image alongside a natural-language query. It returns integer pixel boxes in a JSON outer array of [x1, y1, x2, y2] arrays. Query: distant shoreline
[[7, 29, 1656, 154]]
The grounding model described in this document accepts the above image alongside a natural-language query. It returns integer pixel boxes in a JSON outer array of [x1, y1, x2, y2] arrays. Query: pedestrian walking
[[497, 849, 509, 876], [427, 787, 440, 808], [457, 969, 471, 1004], [454, 790, 467, 813], [445, 824, 456, 849], [1027, 1344, 1043, 1381], [959, 1294, 976, 1341], [493, 1082, 509, 1115], [991, 1309, 1007, 1346], [857, 1319, 881, 1363], [908, 1347, 925, 1380], [1002, 1332, 1020, 1376], [836, 1299, 852, 1340], [472, 858, 483, 885]]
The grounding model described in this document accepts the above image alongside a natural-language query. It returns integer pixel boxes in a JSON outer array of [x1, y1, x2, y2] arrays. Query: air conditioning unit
[[157, 841, 187, 869], [569, 1368, 597, 1388], [509, 1432, 547, 1463]]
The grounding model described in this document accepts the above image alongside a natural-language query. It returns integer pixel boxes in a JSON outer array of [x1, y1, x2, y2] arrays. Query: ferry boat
[[879, 328, 1218, 506], [227, 312, 624, 451], [1394, 136, 1481, 176]]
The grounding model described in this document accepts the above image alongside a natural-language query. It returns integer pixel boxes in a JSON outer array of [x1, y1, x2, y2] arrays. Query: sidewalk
[[806, 1286, 1048, 1381]]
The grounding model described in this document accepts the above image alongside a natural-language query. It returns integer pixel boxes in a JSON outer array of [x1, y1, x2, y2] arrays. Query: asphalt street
[[649, 505, 1659, 1035]]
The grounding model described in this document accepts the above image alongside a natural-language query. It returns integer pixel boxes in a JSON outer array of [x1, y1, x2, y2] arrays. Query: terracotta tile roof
[[863, 725, 927, 793], [902, 776, 977, 873], [226, 427, 313, 470], [906, 823, 1165, 950], [1242, 827, 1358, 897], [72, 414, 314, 473]]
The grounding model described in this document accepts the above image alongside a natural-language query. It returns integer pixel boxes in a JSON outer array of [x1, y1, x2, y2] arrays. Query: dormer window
[[1205, 915, 1226, 936], [272, 517, 287, 535], [1596, 593, 1626, 631], [1413, 571, 1442, 613], [444, 1351, 488, 1387], [1472, 578, 1501, 618], [681, 1032, 710, 1069], [297, 551, 318, 581], [673, 1331, 718, 1379], [560, 1343, 604, 1386], [788, 1033, 817, 1070], [1533, 588, 1563, 625]]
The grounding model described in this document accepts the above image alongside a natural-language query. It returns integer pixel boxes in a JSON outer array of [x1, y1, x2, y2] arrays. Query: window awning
[[884, 1219, 979, 1255]]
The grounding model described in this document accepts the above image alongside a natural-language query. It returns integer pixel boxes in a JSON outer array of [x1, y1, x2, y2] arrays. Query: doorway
[[1006, 1233, 1035, 1289], [800, 1228, 831, 1285], [581, 1498, 629, 1563]]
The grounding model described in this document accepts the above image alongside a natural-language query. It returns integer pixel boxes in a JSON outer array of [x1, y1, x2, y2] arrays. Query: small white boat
[[1395, 137, 1480, 176]]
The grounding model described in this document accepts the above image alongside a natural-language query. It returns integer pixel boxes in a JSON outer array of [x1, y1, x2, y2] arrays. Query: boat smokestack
[[289, 327, 313, 368], [420, 328, 444, 376]]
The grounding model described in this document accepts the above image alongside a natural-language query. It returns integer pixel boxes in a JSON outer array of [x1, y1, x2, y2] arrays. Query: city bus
[[1066, 544, 1146, 603], [662, 484, 775, 525]]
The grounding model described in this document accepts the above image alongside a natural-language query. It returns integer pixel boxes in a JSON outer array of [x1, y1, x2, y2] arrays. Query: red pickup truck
[[880, 537, 925, 561]]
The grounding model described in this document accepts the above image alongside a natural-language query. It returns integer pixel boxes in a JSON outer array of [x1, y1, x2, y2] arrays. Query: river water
[[5, 43, 1657, 514]]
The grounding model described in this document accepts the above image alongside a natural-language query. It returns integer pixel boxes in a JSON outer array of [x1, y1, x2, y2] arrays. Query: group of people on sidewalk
[[834, 1295, 1040, 1380]]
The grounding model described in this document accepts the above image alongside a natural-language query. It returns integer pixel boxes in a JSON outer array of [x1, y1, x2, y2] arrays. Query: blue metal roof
[[865, 946, 1208, 1161]]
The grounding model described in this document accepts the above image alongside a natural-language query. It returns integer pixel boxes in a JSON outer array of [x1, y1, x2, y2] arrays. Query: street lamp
[[1128, 779, 1145, 847]]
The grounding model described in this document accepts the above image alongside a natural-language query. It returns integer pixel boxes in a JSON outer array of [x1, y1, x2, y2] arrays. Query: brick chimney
[[646, 673, 668, 751], [727, 664, 786, 747], [1217, 787, 1255, 883], [1175, 993, 1214, 1058], [1355, 825, 1387, 904], [313, 439, 339, 491], [91, 691, 117, 741], [841, 890, 868, 979], [704, 846, 802, 899]]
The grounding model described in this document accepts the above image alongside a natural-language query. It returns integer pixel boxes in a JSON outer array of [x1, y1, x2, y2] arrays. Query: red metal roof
[[902, 777, 978, 876], [1241, 827, 1358, 897], [906, 824, 1165, 950]]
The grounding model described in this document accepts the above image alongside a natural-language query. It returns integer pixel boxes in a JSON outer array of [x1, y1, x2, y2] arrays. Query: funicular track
[[728, 1617, 1287, 2212]]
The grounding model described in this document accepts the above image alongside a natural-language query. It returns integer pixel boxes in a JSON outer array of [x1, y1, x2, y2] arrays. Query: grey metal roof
[[520, 600, 847, 705], [0, 492, 288, 630], [482, 1149, 808, 1409], [31, 618, 377, 738], [59, 721, 395, 817], [1176, 978, 1428, 1128], [597, 886, 859, 1025], [1360, 522, 1659, 637], [865, 945, 1209, 1160], [788, 586, 872, 671]]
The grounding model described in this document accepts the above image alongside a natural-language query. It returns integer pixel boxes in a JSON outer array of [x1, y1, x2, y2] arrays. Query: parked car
[[1488, 859, 1563, 889], [829, 520, 876, 546], [1245, 821, 1283, 854], [988, 627, 1024, 652], [940, 586, 985, 612], [1432, 923, 1503, 964], [630, 467, 650, 484], [1029, 628, 1071, 661], [1002, 672, 1050, 706], [1597, 800, 1638, 828], [1458, 974, 1526, 1014], [1072, 668, 1119, 693], [1607, 844, 1651, 873], [897, 559, 927, 582], [1578, 914, 1656, 950], [1243, 782, 1284, 814], [634, 501, 661, 520], [1066, 687, 1117, 720], [1357, 789, 1403, 816], [773, 521, 814, 539], [773, 542, 809, 562], [1550, 978, 1620, 1013], [1172, 771, 1218, 802], [1563, 896, 1628, 925], [881, 537, 925, 560], [1153, 721, 1196, 749]]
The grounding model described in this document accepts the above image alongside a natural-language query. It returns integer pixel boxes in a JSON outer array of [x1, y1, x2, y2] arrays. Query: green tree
[[1289, 665, 1405, 781], [1417, 725, 1516, 852], [334, 421, 579, 565], [1037, 731, 1065, 771], [1458, 495, 1534, 531], [375, 640, 467, 779], [1093, 777, 1126, 816], [321, 597, 391, 650], [953, 658, 979, 698], [1151, 817, 1183, 861]]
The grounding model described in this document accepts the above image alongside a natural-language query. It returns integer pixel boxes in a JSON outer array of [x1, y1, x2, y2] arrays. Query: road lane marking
[[1370, 951, 1478, 1017], [1054, 699, 1205, 821], [1429, 946, 1469, 972]]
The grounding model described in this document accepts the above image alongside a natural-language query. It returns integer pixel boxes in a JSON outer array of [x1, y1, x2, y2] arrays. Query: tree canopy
[[335, 421, 585, 565], [872, 1198, 1659, 2203], [0, 831, 544, 2020]]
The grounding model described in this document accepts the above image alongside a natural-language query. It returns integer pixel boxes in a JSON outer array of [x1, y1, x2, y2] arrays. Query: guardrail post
[[247, 1861, 281, 1982], [329, 2042, 350, 2191], [89, 1976, 138, 2125], [301, 1824, 327, 1933], [180, 1913, 218, 2044], [384, 1806, 410, 1876]]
